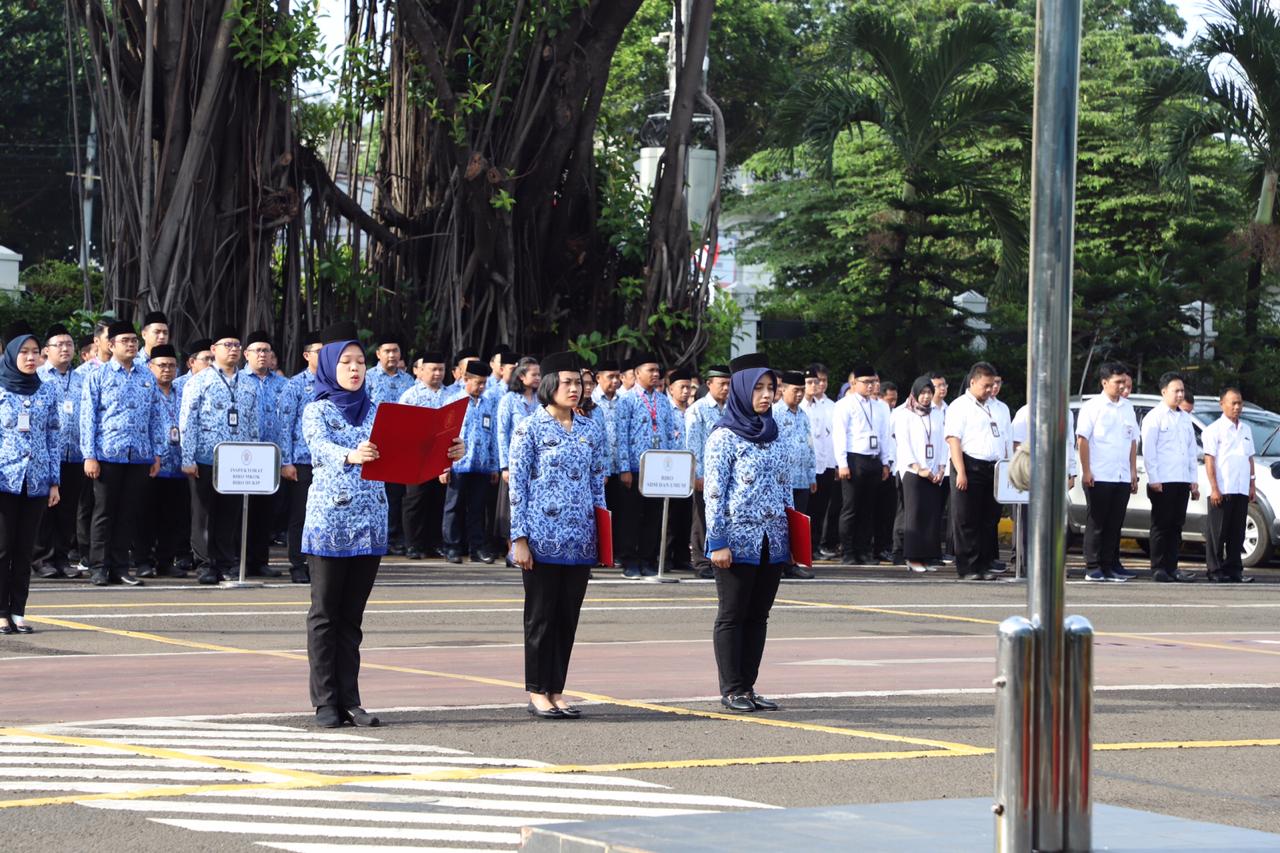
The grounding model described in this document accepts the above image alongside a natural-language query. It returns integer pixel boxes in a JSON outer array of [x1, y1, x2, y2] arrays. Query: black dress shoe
[[314, 706, 345, 728], [472, 551, 496, 565], [445, 552, 463, 564], [961, 571, 996, 581], [527, 703, 564, 719], [197, 571, 219, 585], [406, 549, 424, 560], [1235, 575, 1255, 583], [387, 544, 406, 556], [289, 568, 311, 584], [783, 565, 814, 579], [248, 564, 283, 578], [749, 692, 779, 711], [136, 565, 157, 578], [1153, 570, 1176, 583], [554, 705, 582, 718], [13, 622, 33, 635], [90, 571, 109, 587], [37, 565, 62, 579], [697, 567, 715, 579], [344, 707, 381, 727], [720, 694, 756, 713], [114, 572, 143, 586]]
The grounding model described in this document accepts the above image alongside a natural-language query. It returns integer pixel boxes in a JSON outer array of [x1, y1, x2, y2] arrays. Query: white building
[[0, 245, 22, 296]]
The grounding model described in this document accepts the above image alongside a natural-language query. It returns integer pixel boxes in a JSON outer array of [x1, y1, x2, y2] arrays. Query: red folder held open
[[787, 508, 813, 567], [595, 506, 613, 568], [360, 398, 469, 485]]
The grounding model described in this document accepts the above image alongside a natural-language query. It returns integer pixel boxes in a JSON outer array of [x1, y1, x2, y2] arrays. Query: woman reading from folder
[[508, 352, 608, 719], [302, 322, 464, 728], [703, 353, 791, 714]]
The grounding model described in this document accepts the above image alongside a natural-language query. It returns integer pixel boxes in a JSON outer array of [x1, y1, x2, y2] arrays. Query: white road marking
[[80, 799, 569, 828], [149, 819, 520, 845], [257, 845, 508, 853], [351, 779, 777, 808], [782, 657, 995, 667]]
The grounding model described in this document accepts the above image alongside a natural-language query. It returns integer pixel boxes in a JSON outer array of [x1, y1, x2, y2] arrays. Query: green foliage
[[702, 292, 744, 366], [228, 0, 328, 84], [568, 325, 646, 366], [315, 243, 377, 307], [0, 261, 103, 340]]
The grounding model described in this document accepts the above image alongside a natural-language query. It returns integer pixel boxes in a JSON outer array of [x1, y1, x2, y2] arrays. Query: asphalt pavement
[[1, 548, 1278, 851]]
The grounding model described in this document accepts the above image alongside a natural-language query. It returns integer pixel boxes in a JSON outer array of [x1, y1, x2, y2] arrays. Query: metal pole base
[[219, 580, 265, 589]]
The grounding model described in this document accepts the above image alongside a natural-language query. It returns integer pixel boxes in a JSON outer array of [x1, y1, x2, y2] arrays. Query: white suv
[[1067, 394, 1280, 567]]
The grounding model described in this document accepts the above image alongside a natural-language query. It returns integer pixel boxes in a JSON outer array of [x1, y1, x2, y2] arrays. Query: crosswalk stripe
[[351, 778, 776, 808], [195, 788, 715, 817], [0, 768, 273, 781], [149, 818, 520, 844], [80, 799, 572, 827], [258, 844, 510, 853], [41, 728, 379, 742]]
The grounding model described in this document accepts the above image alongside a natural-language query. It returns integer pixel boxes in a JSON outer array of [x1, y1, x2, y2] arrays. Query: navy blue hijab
[[0, 334, 42, 395], [715, 367, 778, 444], [315, 340, 372, 426]]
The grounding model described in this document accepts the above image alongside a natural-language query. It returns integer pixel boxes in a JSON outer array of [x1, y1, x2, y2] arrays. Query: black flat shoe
[[344, 707, 381, 727], [554, 705, 582, 718], [720, 694, 756, 713], [527, 702, 564, 719], [0, 622, 14, 636], [749, 692, 779, 711], [13, 623, 33, 635], [314, 706, 345, 728]]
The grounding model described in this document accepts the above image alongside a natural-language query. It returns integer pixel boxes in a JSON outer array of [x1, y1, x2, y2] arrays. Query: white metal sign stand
[[212, 442, 281, 589], [638, 449, 696, 584]]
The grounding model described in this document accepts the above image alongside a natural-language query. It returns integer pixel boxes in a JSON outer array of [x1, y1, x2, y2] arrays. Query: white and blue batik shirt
[[39, 362, 85, 463], [301, 399, 387, 558], [771, 401, 817, 490], [703, 427, 793, 565], [178, 367, 261, 468], [277, 369, 318, 465], [0, 381, 62, 496], [80, 359, 167, 465]]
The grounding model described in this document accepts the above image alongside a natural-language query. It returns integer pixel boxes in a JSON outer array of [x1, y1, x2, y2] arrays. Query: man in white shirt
[[875, 380, 900, 562], [800, 363, 838, 558], [1141, 372, 1200, 583], [832, 363, 893, 564], [1202, 387, 1256, 583], [944, 362, 1006, 580], [1076, 362, 1140, 582]]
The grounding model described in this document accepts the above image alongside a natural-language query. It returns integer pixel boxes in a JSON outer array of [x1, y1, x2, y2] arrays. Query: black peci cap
[[539, 351, 582, 376], [142, 310, 168, 327], [779, 370, 806, 386], [705, 364, 731, 378], [106, 320, 136, 340], [851, 362, 877, 379], [668, 366, 696, 383], [44, 323, 70, 342], [148, 344, 177, 360], [244, 330, 272, 348], [729, 353, 770, 373], [186, 338, 212, 355], [463, 359, 489, 378], [210, 323, 240, 345], [453, 348, 479, 365], [630, 352, 661, 371], [320, 321, 360, 345], [302, 330, 322, 347]]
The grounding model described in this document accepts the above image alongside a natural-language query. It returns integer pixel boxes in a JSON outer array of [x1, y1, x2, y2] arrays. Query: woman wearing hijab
[[301, 321, 465, 728], [0, 324, 62, 635], [703, 353, 791, 713], [508, 352, 607, 719], [897, 375, 947, 572]]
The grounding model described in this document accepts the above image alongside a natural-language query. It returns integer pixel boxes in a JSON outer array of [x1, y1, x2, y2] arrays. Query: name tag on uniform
[[869, 435, 878, 450], [62, 399, 74, 415], [482, 415, 492, 429], [169, 426, 180, 445], [990, 422, 1000, 437], [228, 409, 238, 428], [925, 444, 934, 459], [16, 412, 30, 432]]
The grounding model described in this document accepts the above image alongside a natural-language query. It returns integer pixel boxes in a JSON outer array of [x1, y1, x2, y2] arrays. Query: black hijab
[[0, 334, 42, 395], [906, 373, 934, 415], [714, 367, 778, 444]]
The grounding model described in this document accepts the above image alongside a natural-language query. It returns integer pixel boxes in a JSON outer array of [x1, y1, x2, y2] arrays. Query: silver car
[[1067, 394, 1280, 567]]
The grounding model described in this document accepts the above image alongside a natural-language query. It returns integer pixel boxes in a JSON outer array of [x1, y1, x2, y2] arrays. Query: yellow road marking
[[25, 597, 717, 610], [1100, 631, 1280, 658], [5, 736, 1280, 811], [0, 728, 332, 783], [22, 616, 983, 753]]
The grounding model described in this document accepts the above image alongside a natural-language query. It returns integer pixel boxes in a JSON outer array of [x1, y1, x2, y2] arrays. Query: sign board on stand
[[213, 442, 281, 588], [638, 450, 696, 583]]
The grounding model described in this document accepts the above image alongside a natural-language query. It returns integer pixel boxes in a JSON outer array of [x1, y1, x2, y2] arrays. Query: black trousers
[[89, 462, 149, 574], [713, 545, 784, 696], [902, 474, 944, 563], [951, 456, 1000, 577], [839, 453, 882, 559], [76, 467, 95, 564], [191, 463, 242, 573], [791, 487, 810, 515], [690, 489, 710, 570], [385, 483, 405, 548], [522, 563, 591, 694], [246, 493, 275, 569], [443, 472, 490, 555], [34, 461, 83, 569], [822, 471, 842, 551], [0, 488, 46, 618], [809, 468, 836, 553], [307, 554, 381, 708], [607, 478, 637, 562], [874, 473, 897, 555], [633, 494, 665, 567], [1206, 494, 1248, 579], [136, 476, 189, 571], [1083, 481, 1131, 572], [287, 463, 313, 570], [663, 495, 693, 569], [892, 475, 907, 559], [1148, 483, 1191, 572], [403, 480, 445, 553]]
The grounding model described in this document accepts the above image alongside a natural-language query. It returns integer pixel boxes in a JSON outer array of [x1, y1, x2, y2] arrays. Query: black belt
[[962, 455, 997, 468]]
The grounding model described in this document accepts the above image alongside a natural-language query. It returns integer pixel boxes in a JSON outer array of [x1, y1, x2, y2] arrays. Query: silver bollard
[[1063, 615, 1094, 852], [994, 616, 1037, 853]]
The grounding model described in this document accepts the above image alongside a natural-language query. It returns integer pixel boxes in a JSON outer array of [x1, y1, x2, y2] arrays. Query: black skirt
[[902, 473, 944, 562]]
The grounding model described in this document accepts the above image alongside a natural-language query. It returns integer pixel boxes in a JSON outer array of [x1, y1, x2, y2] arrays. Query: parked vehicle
[[1067, 394, 1280, 567]]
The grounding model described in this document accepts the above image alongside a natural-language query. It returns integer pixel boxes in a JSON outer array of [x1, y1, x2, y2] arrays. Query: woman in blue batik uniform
[[508, 352, 607, 719], [302, 321, 463, 728], [703, 353, 791, 713], [0, 325, 62, 635]]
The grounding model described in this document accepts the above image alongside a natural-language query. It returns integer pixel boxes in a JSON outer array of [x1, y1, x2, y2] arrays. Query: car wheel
[[1241, 504, 1271, 568]]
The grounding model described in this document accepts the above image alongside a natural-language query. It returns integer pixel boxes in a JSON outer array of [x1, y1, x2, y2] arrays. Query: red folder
[[595, 506, 613, 568], [360, 397, 469, 485], [787, 508, 813, 567]]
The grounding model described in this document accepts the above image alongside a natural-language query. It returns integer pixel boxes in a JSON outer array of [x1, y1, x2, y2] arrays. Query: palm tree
[[1137, 0, 1280, 391], [775, 7, 1031, 287]]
